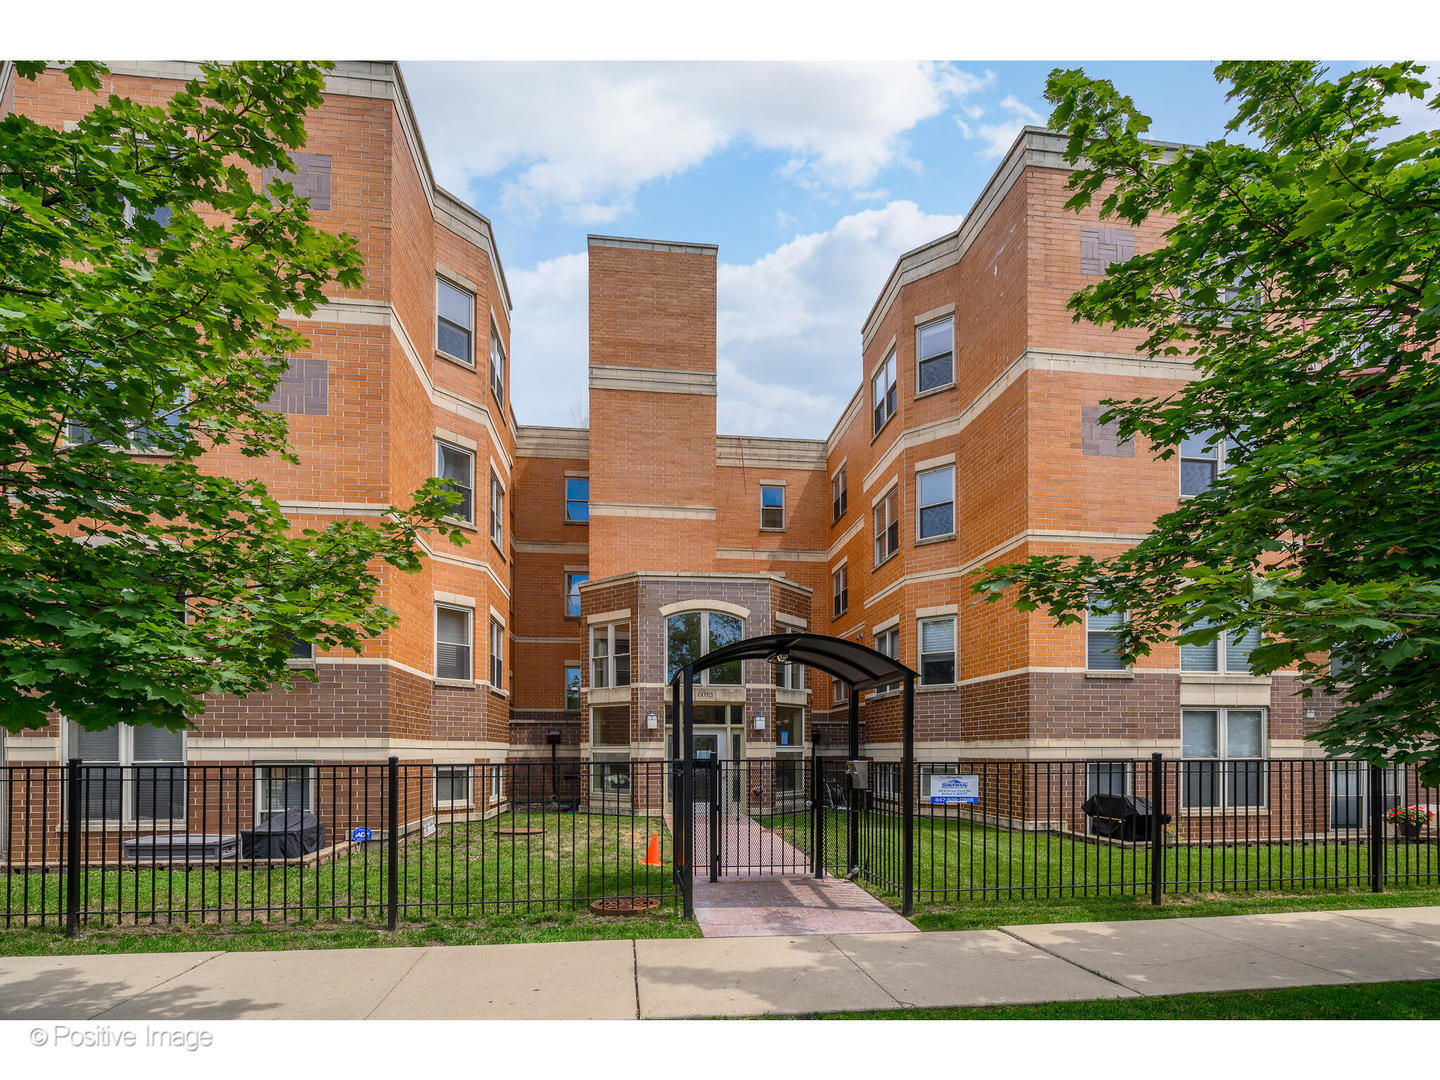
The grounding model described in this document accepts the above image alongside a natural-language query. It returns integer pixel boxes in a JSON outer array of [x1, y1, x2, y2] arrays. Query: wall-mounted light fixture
[[753, 713, 766, 731], [646, 711, 658, 730]]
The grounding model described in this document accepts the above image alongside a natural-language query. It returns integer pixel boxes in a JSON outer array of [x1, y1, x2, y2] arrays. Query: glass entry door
[[692, 731, 723, 812]]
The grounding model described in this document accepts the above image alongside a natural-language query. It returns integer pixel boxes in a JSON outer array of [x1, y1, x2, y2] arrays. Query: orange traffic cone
[[639, 833, 662, 867]]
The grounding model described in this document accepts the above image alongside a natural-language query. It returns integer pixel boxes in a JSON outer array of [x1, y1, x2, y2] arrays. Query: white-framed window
[[775, 750, 804, 794], [287, 634, 315, 663], [918, 616, 956, 686], [872, 349, 897, 434], [1085, 761, 1133, 798], [435, 604, 473, 682], [489, 618, 504, 689], [489, 322, 505, 404], [665, 610, 743, 684], [254, 764, 314, 817], [832, 564, 848, 618], [564, 572, 587, 618], [65, 382, 185, 452], [564, 663, 582, 710], [1086, 594, 1128, 671], [1181, 622, 1262, 674], [68, 721, 186, 822], [489, 763, 505, 804], [435, 765, 472, 808], [873, 486, 899, 566], [760, 485, 785, 530], [592, 753, 631, 796], [565, 476, 589, 523], [833, 677, 849, 705], [1180, 430, 1228, 496], [874, 625, 900, 695], [916, 464, 955, 541], [590, 704, 630, 749], [916, 316, 954, 393], [919, 763, 961, 804], [773, 626, 803, 691], [1181, 708, 1267, 809], [436, 277, 474, 365], [436, 440, 475, 524], [1328, 760, 1404, 830], [591, 622, 632, 689], [872, 761, 899, 799], [489, 469, 504, 548], [774, 705, 803, 749], [831, 465, 847, 522]]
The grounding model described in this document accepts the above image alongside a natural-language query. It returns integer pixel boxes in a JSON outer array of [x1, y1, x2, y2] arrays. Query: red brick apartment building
[[1, 61, 1353, 833]]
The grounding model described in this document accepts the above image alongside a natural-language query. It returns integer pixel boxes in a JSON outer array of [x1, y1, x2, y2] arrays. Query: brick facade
[[1, 63, 1346, 833]]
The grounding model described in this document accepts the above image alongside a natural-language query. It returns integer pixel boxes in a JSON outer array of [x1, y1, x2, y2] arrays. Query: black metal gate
[[688, 751, 826, 882]]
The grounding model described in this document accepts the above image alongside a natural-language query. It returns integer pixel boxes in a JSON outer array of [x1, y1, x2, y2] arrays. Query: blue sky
[[400, 61, 1375, 438]]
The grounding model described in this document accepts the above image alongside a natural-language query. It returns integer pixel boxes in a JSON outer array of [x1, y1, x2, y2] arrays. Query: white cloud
[[506, 252, 591, 429], [965, 94, 1047, 160], [507, 201, 964, 438], [404, 62, 989, 221]]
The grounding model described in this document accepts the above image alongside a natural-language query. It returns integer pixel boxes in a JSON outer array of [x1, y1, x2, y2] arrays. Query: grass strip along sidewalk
[[802, 980, 1440, 1020]]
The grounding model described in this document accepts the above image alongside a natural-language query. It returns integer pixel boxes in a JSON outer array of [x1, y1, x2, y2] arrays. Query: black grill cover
[[241, 810, 325, 858], [1081, 793, 1172, 840]]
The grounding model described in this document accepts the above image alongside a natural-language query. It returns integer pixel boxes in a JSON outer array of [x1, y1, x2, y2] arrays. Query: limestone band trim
[[589, 365, 718, 395]]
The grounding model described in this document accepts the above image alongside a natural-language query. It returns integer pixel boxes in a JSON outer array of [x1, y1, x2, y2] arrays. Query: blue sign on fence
[[350, 826, 373, 843], [928, 774, 980, 804]]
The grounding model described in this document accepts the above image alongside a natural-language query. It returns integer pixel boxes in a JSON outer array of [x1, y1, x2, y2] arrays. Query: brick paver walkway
[[677, 810, 917, 937]]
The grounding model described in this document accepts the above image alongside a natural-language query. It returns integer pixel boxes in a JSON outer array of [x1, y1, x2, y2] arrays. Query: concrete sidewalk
[[2, 906, 1438, 1020]]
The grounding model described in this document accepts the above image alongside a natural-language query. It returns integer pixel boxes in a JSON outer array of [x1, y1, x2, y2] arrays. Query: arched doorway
[[667, 632, 918, 916]]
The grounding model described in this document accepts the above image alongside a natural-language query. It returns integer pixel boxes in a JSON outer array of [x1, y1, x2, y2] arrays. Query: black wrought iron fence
[[5, 754, 1435, 935], [1, 758, 678, 934], [840, 756, 1439, 907]]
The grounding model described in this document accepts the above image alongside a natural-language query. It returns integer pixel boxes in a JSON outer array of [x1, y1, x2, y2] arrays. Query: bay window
[[591, 622, 631, 689], [666, 610, 743, 684]]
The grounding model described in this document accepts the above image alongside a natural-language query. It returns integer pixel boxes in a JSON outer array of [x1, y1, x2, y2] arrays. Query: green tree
[[0, 61, 462, 734], [973, 62, 1440, 781]]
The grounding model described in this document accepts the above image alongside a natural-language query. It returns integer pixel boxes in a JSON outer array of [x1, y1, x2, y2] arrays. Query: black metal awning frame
[[666, 632, 918, 917]]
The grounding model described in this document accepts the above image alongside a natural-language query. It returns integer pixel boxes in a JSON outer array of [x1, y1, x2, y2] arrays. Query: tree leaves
[[0, 63, 455, 734], [972, 61, 1440, 783]]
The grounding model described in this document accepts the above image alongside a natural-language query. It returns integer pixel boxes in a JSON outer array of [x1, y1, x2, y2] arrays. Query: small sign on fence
[[928, 774, 980, 804], [350, 826, 373, 843]]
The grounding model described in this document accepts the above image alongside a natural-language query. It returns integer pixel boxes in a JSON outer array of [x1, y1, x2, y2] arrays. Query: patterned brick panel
[[262, 357, 329, 416], [1079, 225, 1134, 275], [1080, 404, 1133, 457]]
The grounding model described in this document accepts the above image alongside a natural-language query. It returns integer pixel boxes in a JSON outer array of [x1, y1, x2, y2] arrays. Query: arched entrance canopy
[[665, 631, 918, 692], [667, 632, 918, 918]]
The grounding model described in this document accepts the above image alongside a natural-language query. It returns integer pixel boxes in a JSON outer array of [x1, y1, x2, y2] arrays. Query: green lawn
[[801, 979, 1440, 1020], [0, 909, 699, 956], [763, 809, 1440, 903], [2, 811, 680, 931]]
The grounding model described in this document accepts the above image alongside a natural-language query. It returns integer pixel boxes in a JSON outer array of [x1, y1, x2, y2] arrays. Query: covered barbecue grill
[[1081, 792, 1171, 841], [240, 810, 326, 858]]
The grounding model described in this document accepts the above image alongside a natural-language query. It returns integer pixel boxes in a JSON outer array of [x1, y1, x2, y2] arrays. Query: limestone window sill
[[435, 350, 476, 373], [1084, 670, 1134, 680], [914, 381, 956, 401]]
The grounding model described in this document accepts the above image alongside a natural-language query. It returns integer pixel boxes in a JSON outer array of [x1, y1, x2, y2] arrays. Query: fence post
[[1369, 762, 1384, 893], [709, 758, 720, 883], [811, 744, 823, 878], [387, 756, 400, 930], [901, 674, 915, 917], [1150, 753, 1164, 907], [65, 758, 82, 938]]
